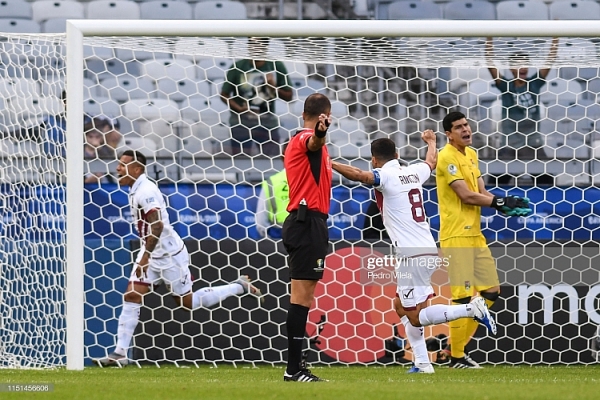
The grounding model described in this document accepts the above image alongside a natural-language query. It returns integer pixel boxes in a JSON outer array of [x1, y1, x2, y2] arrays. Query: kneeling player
[[332, 132, 496, 373]]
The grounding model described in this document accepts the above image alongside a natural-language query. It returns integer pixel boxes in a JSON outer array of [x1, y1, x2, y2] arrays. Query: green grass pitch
[[0, 365, 599, 400]]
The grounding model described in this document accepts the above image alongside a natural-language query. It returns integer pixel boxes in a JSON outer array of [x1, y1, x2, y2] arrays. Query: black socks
[[285, 303, 309, 375]]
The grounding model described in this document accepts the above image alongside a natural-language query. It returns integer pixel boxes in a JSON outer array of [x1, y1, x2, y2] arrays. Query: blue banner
[[1, 183, 598, 242]]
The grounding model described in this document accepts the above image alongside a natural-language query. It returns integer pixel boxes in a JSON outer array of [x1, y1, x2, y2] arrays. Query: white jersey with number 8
[[372, 160, 437, 257]]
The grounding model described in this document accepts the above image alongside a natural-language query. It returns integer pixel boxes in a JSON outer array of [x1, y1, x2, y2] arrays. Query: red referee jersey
[[284, 129, 332, 215]]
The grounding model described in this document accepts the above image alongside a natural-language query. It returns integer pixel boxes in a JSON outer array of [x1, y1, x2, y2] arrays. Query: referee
[[282, 93, 332, 382]]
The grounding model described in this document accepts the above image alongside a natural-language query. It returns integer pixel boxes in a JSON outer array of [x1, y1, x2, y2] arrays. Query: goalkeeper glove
[[491, 195, 532, 216]]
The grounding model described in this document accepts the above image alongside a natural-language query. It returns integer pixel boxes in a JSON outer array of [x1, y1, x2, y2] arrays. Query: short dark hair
[[119, 150, 147, 168], [443, 111, 467, 132], [371, 138, 396, 162], [303, 93, 331, 119]]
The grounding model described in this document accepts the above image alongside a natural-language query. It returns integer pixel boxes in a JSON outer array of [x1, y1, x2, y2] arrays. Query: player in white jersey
[[331, 132, 496, 373], [94, 150, 264, 367]]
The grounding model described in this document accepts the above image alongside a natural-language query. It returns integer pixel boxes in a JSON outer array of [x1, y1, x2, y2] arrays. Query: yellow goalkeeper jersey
[[436, 144, 483, 241]]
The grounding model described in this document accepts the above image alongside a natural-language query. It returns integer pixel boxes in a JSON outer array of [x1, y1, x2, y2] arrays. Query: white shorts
[[130, 246, 193, 296], [396, 255, 437, 310]]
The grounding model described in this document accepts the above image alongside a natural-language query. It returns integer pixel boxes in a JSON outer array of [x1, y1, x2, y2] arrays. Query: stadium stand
[[86, 0, 142, 20], [32, 0, 85, 24], [443, 0, 496, 20], [386, 0, 442, 20], [140, 1, 193, 19], [0, 18, 40, 33], [550, 0, 600, 20], [0, 0, 33, 19], [193, 1, 247, 19], [496, 0, 548, 20]]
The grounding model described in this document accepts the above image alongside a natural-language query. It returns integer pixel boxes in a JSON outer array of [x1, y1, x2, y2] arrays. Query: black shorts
[[282, 210, 329, 281]]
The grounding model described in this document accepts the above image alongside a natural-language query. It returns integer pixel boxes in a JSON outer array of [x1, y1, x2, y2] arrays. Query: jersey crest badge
[[448, 164, 457, 176]]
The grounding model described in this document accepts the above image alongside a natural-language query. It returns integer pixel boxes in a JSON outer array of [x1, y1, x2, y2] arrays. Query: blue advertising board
[[0, 183, 598, 242]]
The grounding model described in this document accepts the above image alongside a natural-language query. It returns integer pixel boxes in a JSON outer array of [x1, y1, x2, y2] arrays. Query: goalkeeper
[[436, 112, 531, 369]]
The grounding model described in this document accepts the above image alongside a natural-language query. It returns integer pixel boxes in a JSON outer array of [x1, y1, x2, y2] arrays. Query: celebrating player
[[331, 133, 496, 374], [94, 150, 264, 367], [436, 111, 531, 368]]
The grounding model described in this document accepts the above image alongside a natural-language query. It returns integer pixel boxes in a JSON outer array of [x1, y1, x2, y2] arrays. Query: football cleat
[[471, 297, 497, 335], [463, 353, 483, 369], [284, 369, 328, 382], [234, 276, 265, 305], [450, 357, 480, 369], [93, 352, 129, 367], [407, 363, 435, 374]]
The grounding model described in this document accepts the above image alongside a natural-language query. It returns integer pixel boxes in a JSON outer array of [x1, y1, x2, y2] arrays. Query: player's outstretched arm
[[422, 129, 437, 170], [485, 37, 502, 85], [331, 161, 375, 185], [539, 37, 559, 79]]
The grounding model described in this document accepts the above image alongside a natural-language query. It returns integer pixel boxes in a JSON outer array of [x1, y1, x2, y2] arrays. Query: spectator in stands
[[486, 37, 559, 160], [255, 142, 289, 239], [83, 117, 119, 184], [220, 37, 293, 156], [94, 115, 122, 151], [43, 90, 66, 158]]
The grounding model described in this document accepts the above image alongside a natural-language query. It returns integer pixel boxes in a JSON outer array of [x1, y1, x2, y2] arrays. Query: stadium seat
[[0, 78, 40, 98], [282, 61, 309, 80], [448, 65, 493, 93], [580, 78, 600, 102], [83, 97, 122, 120], [32, 0, 85, 24], [496, 1, 548, 20], [352, 0, 369, 17], [540, 79, 582, 107], [194, 1, 247, 19], [0, 0, 33, 19], [291, 78, 327, 99], [41, 17, 71, 33], [173, 38, 231, 63], [386, 0, 442, 19], [140, 1, 192, 19], [550, 0, 600, 20], [155, 78, 205, 103], [179, 94, 213, 122], [330, 100, 350, 118], [141, 59, 196, 81], [121, 135, 158, 157], [84, 45, 115, 60], [85, 58, 141, 81], [443, 0, 495, 20], [86, 0, 141, 20], [0, 19, 40, 33], [122, 98, 180, 122], [197, 58, 230, 82], [99, 75, 156, 102]]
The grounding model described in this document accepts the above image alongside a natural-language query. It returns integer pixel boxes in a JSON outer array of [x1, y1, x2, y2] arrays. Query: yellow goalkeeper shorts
[[440, 236, 499, 300]]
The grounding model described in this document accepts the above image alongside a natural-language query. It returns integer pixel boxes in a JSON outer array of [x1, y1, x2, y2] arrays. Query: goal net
[[1, 20, 599, 369]]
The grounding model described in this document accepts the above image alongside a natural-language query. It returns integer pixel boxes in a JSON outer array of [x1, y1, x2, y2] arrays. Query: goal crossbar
[[64, 19, 600, 370]]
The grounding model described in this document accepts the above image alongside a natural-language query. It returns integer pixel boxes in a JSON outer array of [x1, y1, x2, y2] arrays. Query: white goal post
[[54, 19, 600, 370]]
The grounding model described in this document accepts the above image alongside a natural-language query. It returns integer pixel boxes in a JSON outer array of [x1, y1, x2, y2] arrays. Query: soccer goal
[[0, 20, 599, 370]]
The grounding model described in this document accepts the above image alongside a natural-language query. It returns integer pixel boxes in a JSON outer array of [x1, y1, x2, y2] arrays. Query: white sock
[[115, 301, 141, 355], [192, 283, 243, 309], [401, 315, 430, 367], [418, 304, 474, 326]]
